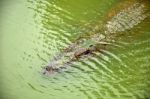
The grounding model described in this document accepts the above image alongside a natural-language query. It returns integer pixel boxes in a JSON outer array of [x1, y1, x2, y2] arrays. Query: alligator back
[[43, 0, 150, 75], [105, 2, 149, 34]]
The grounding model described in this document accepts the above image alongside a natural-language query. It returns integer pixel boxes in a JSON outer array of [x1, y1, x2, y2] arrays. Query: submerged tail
[[43, 1, 150, 75], [105, 2, 149, 34]]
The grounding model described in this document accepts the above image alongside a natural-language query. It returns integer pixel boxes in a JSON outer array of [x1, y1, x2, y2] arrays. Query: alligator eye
[[89, 45, 93, 47], [45, 66, 51, 71], [84, 50, 91, 55]]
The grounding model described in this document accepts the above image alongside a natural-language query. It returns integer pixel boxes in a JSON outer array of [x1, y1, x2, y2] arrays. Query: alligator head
[[42, 39, 99, 75]]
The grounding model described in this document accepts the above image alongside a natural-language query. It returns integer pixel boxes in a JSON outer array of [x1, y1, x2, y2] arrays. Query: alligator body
[[43, 1, 150, 75]]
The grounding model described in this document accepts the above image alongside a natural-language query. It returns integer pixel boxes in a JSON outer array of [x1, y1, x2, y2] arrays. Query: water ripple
[[21, 0, 150, 98]]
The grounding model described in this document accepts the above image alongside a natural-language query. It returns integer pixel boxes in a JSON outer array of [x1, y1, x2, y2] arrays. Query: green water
[[0, 0, 150, 99]]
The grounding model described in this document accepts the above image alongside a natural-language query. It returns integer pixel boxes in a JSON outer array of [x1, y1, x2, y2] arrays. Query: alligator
[[42, 0, 150, 75]]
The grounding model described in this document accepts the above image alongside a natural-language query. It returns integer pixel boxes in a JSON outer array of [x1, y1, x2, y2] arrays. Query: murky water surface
[[0, 0, 150, 99]]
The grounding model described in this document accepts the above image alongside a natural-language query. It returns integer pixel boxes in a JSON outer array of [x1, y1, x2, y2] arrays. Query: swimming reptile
[[42, 0, 150, 75]]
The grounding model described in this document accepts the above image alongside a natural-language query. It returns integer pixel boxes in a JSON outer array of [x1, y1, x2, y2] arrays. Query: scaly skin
[[43, 1, 150, 75]]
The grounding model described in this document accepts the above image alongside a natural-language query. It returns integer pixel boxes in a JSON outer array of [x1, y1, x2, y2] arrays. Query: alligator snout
[[42, 65, 59, 75], [42, 66, 53, 75]]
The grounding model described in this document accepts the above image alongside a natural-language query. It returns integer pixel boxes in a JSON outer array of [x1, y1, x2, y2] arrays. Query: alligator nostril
[[43, 71, 46, 75]]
